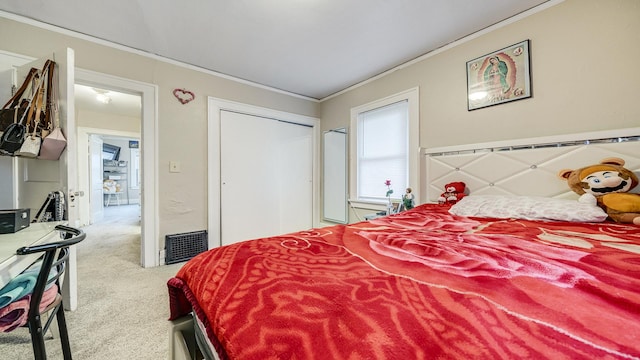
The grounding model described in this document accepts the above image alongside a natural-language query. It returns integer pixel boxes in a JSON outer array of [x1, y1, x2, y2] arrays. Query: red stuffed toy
[[438, 182, 466, 205]]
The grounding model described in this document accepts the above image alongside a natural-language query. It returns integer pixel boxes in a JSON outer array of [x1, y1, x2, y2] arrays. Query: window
[[102, 143, 121, 161], [350, 88, 419, 206], [357, 101, 408, 201]]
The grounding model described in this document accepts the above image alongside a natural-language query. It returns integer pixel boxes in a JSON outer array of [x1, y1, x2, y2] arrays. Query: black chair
[[15, 225, 86, 360]]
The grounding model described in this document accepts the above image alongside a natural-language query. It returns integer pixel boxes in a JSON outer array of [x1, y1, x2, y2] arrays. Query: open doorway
[[97, 134, 141, 218], [76, 83, 141, 219], [0, 52, 158, 267], [75, 69, 159, 268]]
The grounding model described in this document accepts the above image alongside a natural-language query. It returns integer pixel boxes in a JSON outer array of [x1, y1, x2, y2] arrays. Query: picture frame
[[466, 40, 531, 111]]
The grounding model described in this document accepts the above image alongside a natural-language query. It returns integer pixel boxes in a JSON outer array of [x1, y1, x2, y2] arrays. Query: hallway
[[88, 204, 141, 265]]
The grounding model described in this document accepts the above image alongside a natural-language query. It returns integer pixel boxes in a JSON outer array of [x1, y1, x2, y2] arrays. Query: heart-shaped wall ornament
[[173, 88, 195, 104]]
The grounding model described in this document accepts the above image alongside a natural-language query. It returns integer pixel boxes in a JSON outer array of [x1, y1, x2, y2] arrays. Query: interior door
[[0, 66, 16, 206], [16, 49, 78, 310], [220, 110, 313, 246], [89, 134, 104, 223], [16, 48, 78, 226], [0, 68, 12, 101], [0, 65, 18, 208]]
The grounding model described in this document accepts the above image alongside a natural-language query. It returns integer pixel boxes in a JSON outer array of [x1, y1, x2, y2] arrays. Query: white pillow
[[448, 195, 608, 223]]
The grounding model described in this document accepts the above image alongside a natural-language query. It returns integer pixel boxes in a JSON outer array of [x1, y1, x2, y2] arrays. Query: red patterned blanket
[[168, 204, 640, 359]]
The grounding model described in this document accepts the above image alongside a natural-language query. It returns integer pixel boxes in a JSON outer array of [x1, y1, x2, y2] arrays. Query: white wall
[[0, 157, 15, 208]]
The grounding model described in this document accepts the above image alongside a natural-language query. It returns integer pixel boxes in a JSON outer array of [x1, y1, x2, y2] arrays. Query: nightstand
[[364, 211, 388, 221]]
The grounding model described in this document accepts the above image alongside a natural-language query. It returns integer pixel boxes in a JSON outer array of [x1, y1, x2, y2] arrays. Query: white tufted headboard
[[424, 128, 640, 203]]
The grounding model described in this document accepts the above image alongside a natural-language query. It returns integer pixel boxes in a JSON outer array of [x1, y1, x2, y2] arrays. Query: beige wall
[[0, 16, 319, 248], [2, 0, 638, 245], [320, 0, 640, 149], [77, 109, 141, 133]]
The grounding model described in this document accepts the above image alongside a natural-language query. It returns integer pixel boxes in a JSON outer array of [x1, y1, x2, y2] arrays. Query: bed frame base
[[169, 315, 200, 360]]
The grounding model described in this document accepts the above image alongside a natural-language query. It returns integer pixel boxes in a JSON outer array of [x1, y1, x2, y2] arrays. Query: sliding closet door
[[220, 110, 313, 246]]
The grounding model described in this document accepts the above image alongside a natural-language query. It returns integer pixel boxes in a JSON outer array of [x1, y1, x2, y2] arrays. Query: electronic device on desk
[[0, 208, 30, 234]]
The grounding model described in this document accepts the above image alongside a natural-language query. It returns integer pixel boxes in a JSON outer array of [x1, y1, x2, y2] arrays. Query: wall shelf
[[103, 160, 128, 206]]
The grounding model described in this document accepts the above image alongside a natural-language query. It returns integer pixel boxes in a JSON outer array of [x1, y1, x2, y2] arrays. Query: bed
[[168, 129, 640, 360]]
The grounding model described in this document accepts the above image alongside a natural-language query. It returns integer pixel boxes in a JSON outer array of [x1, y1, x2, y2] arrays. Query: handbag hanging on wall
[[15, 70, 46, 158], [0, 121, 27, 155], [1, 61, 50, 155], [0, 81, 37, 155], [0, 67, 38, 136], [38, 61, 66, 160], [15, 101, 43, 157], [16, 131, 42, 157]]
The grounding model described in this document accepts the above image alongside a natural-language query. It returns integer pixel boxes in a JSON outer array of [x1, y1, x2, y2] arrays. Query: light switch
[[169, 161, 181, 173]]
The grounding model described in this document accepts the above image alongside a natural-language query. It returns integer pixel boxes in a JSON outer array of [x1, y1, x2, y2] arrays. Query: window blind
[[356, 100, 408, 201]]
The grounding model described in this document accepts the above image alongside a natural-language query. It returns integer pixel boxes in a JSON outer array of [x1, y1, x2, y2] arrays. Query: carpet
[[0, 205, 184, 359]]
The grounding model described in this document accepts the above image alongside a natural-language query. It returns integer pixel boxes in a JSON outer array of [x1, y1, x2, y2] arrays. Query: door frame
[[207, 97, 320, 249], [76, 69, 159, 268], [88, 134, 104, 223]]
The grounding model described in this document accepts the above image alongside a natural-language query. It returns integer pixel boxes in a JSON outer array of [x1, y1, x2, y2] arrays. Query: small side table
[[104, 191, 122, 206], [364, 212, 387, 221]]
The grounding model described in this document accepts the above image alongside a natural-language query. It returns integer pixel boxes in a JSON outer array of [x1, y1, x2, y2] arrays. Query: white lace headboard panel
[[424, 128, 640, 203]]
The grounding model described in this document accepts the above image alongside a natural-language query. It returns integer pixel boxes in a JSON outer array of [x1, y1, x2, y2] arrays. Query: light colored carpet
[[0, 205, 184, 359]]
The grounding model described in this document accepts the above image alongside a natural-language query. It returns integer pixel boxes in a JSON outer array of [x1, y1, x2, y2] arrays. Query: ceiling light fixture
[[92, 88, 112, 104], [96, 93, 112, 104]]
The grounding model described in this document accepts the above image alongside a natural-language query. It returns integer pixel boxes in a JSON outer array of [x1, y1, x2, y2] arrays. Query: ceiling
[[74, 84, 142, 118], [1, 0, 550, 100]]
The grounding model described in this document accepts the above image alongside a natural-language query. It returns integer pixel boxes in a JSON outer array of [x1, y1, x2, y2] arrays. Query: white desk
[[0, 221, 78, 310]]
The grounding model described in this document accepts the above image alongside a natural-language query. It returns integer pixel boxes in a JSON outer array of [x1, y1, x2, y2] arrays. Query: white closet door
[[221, 110, 313, 246]]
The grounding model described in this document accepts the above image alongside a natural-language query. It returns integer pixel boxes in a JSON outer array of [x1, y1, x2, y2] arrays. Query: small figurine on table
[[402, 187, 415, 210]]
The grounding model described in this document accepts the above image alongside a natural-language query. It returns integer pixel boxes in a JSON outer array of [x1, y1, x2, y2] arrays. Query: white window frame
[[349, 87, 419, 209]]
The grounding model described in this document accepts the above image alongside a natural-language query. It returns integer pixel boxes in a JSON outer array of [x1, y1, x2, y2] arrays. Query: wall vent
[[165, 230, 208, 264]]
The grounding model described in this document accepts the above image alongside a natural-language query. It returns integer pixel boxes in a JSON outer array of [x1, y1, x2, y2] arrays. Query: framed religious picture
[[466, 40, 531, 111]]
